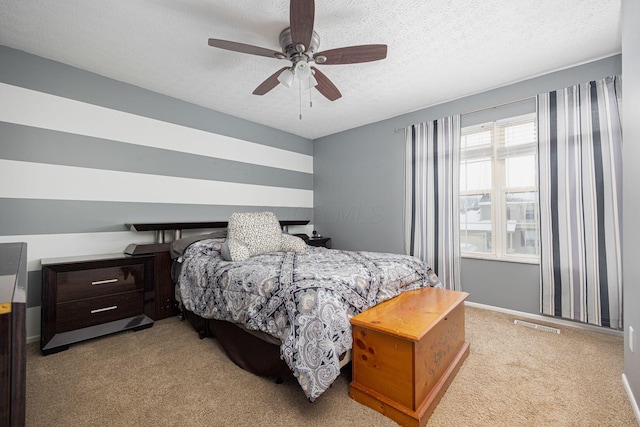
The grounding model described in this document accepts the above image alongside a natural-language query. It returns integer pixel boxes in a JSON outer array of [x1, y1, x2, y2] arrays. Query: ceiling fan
[[207, 0, 387, 102]]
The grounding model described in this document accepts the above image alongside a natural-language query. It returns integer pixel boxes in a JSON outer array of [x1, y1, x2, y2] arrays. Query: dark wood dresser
[[0, 242, 27, 427], [41, 253, 155, 355]]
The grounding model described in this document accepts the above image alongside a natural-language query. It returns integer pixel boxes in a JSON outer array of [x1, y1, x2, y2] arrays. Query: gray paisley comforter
[[177, 238, 441, 401]]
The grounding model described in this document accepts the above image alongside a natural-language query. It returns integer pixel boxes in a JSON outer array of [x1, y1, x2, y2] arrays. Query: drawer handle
[[91, 278, 118, 285], [91, 305, 118, 314]]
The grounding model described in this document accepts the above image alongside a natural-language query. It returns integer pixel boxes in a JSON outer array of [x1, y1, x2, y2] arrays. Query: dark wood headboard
[[126, 220, 309, 233], [124, 220, 310, 255]]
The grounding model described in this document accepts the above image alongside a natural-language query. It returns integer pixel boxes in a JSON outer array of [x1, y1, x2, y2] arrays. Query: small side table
[[124, 243, 179, 320], [307, 237, 331, 248]]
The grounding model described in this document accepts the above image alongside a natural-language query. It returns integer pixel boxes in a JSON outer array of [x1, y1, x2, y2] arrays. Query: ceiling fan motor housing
[[279, 27, 320, 60]]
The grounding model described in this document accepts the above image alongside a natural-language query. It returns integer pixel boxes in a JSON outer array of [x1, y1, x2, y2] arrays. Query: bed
[[172, 213, 442, 402]]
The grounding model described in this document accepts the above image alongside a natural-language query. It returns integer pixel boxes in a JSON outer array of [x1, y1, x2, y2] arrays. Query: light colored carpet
[[25, 306, 637, 426]]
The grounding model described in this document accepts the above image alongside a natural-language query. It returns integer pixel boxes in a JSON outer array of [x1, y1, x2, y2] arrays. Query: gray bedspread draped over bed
[[178, 238, 442, 401]]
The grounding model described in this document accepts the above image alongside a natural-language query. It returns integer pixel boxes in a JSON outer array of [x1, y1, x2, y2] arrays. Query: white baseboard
[[622, 374, 640, 426], [26, 306, 40, 344], [465, 301, 623, 337]]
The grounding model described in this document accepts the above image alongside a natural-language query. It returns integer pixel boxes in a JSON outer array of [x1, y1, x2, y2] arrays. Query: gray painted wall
[[314, 55, 622, 316], [0, 46, 313, 325], [460, 259, 539, 313], [622, 0, 640, 415]]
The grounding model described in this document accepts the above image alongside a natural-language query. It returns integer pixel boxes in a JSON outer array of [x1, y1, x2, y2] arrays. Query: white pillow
[[225, 212, 283, 261], [281, 233, 308, 254], [225, 239, 251, 262]]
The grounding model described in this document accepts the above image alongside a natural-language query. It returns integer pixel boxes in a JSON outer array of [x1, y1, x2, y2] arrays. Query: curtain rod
[[394, 96, 536, 132]]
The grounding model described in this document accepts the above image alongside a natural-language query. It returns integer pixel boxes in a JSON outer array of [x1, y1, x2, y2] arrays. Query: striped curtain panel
[[537, 75, 622, 329], [404, 116, 461, 291]]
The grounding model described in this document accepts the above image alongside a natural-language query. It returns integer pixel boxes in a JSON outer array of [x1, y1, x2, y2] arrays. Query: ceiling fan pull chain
[[299, 80, 303, 120], [309, 77, 313, 108]]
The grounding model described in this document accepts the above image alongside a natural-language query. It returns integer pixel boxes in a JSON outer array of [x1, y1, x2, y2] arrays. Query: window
[[459, 113, 539, 262]]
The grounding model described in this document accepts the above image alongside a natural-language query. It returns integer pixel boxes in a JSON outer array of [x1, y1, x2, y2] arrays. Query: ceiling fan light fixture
[[277, 68, 295, 88], [294, 60, 311, 79], [300, 74, 318, 90]]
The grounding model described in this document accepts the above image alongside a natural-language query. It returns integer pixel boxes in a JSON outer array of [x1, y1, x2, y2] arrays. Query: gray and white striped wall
[[0, 46, 314, 340]]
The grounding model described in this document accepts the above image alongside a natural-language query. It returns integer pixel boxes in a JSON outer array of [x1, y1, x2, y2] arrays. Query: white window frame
[[460, 113, 539, 264]]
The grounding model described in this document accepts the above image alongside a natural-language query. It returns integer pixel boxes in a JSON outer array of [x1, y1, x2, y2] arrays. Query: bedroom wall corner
[[622, 0, 640, 419]]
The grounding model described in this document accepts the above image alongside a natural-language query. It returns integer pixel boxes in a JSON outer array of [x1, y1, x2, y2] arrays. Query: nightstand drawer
[[56, 290, 144, 332], [56, 264, 145, 302]]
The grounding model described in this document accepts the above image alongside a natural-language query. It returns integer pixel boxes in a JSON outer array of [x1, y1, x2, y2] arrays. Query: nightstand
[[41, 253, 155, 355], [307, 237, 331, 248], [124, 243, 180, 320]]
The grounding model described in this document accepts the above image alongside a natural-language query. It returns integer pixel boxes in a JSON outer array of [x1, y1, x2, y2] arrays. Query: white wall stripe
[[0, 82, 313, 174], [0, 159, 313, 208], [0, 231, 155, 271]]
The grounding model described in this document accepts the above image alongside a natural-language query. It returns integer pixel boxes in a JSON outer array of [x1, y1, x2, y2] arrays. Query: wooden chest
[[350, 287, 469, 427]]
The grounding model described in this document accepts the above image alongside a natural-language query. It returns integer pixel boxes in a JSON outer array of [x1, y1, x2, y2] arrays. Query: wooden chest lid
[[350, 287, 469, 342]]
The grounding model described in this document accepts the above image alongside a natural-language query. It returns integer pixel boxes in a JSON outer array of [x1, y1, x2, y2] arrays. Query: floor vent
[[514, 319, 560, 334]]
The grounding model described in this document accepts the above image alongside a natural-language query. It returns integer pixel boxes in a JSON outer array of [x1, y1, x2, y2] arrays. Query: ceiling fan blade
[[315, 44, 387, 65], [290, 0, 315, 51], [253, 67, 290, 96], [208, 39, 283, 59], [311, 67, 341, 101]]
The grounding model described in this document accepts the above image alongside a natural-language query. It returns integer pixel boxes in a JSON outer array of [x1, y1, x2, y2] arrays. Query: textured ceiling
[[0, 0, 621, 140]]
